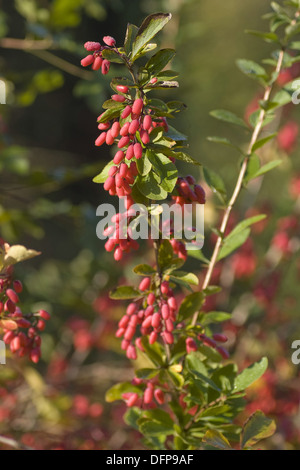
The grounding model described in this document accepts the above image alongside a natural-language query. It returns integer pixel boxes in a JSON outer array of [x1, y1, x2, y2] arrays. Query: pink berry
[[139, 277, 151, 292], [95, 132, 107, 146], [112, 94, 126, 103], [84, 42, 101, 52], [121, 106, 132, 119], [103, 36, 116, 47], [92, 56, 103, 71], [101, 59, 110, 75], [132, 98, 144, 116], [116, 85, 129, 94], [81, 55, 94, 67]]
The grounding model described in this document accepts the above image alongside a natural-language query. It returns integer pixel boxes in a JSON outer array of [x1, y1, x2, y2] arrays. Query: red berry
[[132, 98, 144, 116], [92, 56, 103, 71], [113, 150, 125, 164], [81, 55, 94, 67], [112, 94, 126, 103], [39, 310, 51, 321], [13, 281, 23, 293], [84, 42, 101, 52], [103, 36, 116, 47], [101, 59, 110, 75], [212, 333, 228, 343], [116, 85, 129, 94], [139, 277, 151, 292], [6, 289, 19, 304], [95, 132, 107, 146], [121, 106, 132, 119], [133, 143, 143, 159]]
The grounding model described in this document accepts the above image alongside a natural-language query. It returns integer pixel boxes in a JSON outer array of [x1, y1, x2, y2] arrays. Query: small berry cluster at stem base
[[0, 261, 50, 363]]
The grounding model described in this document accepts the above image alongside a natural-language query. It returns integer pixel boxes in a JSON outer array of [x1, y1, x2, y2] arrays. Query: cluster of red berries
[[81, 36, 117, 74], [103, 198, 140, 261], [0, 278, 50, 363], [122, 377, 166, 408], [172, 176, 206, 205], [116, 278, 178, 361]]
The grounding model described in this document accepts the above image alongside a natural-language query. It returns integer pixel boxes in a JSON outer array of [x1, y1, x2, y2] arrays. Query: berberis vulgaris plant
[[82, 2, 300, 450]]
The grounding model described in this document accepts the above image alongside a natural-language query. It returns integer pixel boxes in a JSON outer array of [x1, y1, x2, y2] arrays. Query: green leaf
[[203, 167, 227, 203], [218, 228, 250, 261], [136, 172, 168, 200], [251, 133, 277, 152], [245, 30, 279, 43], [243, 154, 260, 183], [139, 420, 174, 436], [136, 153, 152, 176], [132, 13, 172, 60], [92, 160, 114, 183], [210, 109, 248, 129], [165, 125, 188, 142], [147, 151, 178, 193], [178, 292, 204, 321], [145, 48, 175, 75], [226, 214, 267, 240], [140, 336, 164, 366], [241, 410, 276, 448], [166, 369, 185, 388], [101, 49, 124, 64], [105, 382, 141, 402], [236, 59, 268, 82], [200, 311, 232, 326], [124, 407, 142, 431], [97, 106, 124, 123], [234, 357, 268, 393], [135, 368, 159, 379], [109, 285, 140, 300], [187, 249, 209, 263], [169, 151, 201, 166], [158, 240, 174, 271], [170, 271, 199, 286], [133, 264, 156, 276], [202, 429, 232, 450], [249, 160, 282, 179], [186, 352, 208, 375], [124, 23, 138, 56], [207, 136, 243, 154]]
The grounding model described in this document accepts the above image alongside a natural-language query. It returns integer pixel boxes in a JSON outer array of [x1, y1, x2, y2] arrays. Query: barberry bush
[[79, 1, 300, 450]]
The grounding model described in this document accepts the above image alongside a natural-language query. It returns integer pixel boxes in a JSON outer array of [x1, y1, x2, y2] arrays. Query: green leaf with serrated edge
[[140, 336, 164, 366], [187, 249, 209, 263], [131, 13, 172, 60], [245, 30, 279, 43], [170, 271, 199, 286], [251, 133, 277, 152], [210, 109, 248, 129], [158, 239, 174, 270], [202, 429, 232, 450], [203, 167, 227, 202], [105, 382, 141, 402], [199, 311, 232, 326], [249, 160, 282, 179], [145, 48, 175, 75], [226, 215, 267, 240], [133, 264, 156, 276], [234, 357, 268, 393], [136, 153, 152, 176], [243, 154, 260, 183], [218, 228, 250, 260], [236, 59, 268, 82], [241, 411, 276, 449], [135, 368, 159, 379], [207, 136, 243, 153], [93, 160, 114, 183], [136, 172, 168, 200], [109, 285, 140, 300], [178, 292, 204, 321], [101, 48, 124, 63]]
